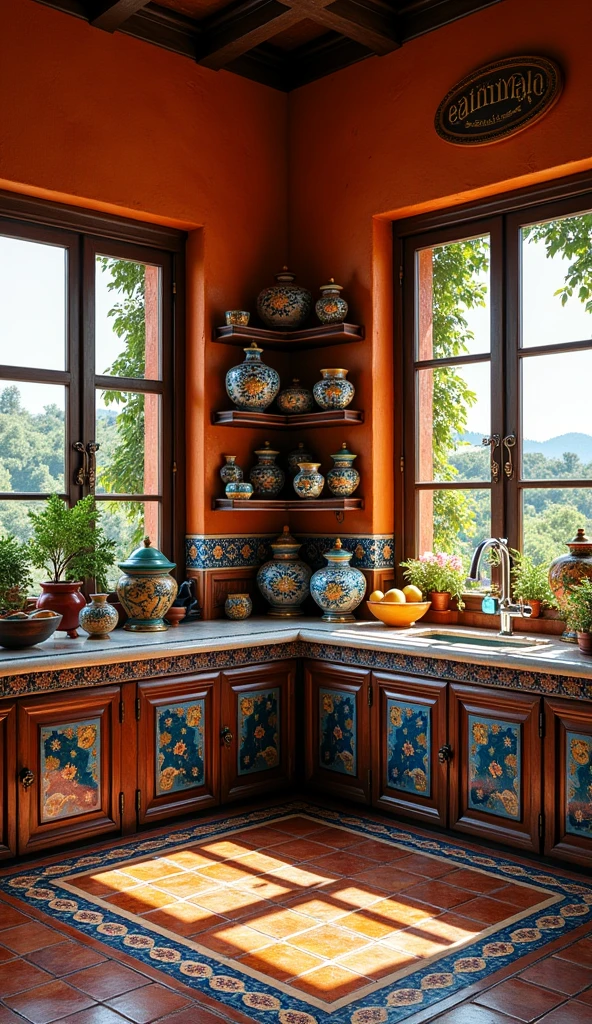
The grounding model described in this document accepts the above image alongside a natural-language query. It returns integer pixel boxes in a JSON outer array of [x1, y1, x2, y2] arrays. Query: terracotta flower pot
[[37, 581, 86, 638], [528, 599, 541, 619], [577, 631, 592, 655], [429, 591, 451, 612]]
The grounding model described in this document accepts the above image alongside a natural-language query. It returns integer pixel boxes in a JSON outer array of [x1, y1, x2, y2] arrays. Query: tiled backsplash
[[185, 533, 395, 571]]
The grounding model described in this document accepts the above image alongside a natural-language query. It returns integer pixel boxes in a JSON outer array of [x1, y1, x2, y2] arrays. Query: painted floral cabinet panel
[[371, 672, 448, 826], [17, 687, 122, 856], [448, 684, 542, 853], [220, 660, 296, 803], [0, 701, 16, 860], [137, 673, 220, 825], [303, 660, 371, 804], [543, 697, 592, 869]]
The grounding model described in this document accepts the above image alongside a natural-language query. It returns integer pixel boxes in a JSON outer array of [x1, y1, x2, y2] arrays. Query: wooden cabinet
[[220, 660, 296, 803], [137, 673, 220, 826], [0, 701, 16, 861], [543, 696, 592, 868], [371, 672, 448, 827], [303, 660, 371, 804]]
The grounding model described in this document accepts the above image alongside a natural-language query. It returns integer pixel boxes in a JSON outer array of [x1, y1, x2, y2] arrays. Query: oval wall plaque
[[435, 56, 563, 146]]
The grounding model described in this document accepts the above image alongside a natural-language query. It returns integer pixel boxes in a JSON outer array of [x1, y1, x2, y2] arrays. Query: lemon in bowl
[[367, 592, 431, 627]]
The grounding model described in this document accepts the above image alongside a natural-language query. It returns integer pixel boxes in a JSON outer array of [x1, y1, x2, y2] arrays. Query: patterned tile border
[[185, 535, 395, 571], [2, 801, 591, 1024]]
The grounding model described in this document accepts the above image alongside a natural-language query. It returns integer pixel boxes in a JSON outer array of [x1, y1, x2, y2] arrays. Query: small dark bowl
[[0, 613, 63, 649]]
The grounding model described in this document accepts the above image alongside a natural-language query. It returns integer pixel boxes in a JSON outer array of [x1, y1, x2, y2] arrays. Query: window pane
[[416, 234, 490, 359], [416, 363, 490, 482], [522, 488, 592, 564], [95, 390, 161, 496], [521, 213, 592, 348], [521, 351, 592, 480], [0, 235, 66, 370], [0, 499, 54, 594], [0, 381, 65, 492], [98, 500, 161, 591], [416, 488, 490, 562], [95, 256, 161, 380]]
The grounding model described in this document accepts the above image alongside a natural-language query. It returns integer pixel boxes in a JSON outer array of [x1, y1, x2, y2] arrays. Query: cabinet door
[[372, 672, 447, 826], [449, 684, 541, 852], [17, 687, 122, 856], [0, 702, 16, 860], [138, 672, 220, 825], [543, 697, 592, 869], [220, 660, 295, 803], [303, 660, 371, 804]]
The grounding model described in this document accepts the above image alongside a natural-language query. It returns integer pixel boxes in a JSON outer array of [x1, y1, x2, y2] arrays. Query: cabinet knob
[[19, 768, 35, 789], [438, 744, 453, 764], [221, 726, 233, 747]]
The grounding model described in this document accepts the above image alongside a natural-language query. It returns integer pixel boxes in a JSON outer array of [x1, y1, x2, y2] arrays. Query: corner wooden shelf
[[213, 323, 364, 350], [212, 409, 364, 428], [213, 497, 364, 511]]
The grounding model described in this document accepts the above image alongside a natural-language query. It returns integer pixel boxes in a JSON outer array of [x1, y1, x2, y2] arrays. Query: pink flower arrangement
[[400, 550, 467, 607]]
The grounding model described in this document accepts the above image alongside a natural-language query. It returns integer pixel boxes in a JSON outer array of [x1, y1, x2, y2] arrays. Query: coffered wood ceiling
[[32, 0, 505, 90]]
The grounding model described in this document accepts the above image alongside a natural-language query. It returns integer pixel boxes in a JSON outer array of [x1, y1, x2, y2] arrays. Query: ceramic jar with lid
[[293, 462, 324, 499], [277, 379, 314, 414], [287, 442, 316, 476], [326, 442, 360, 496], [257, 267, 312, 329], [225, 481, 253, 500], [310, 539, 366, 622], [257, 526, 312, 617], [220, 455, 243, 486], [249, 442, 285, 496], [315, 278, 349, 324], [225, 343, 280, 412], [79, 594, 119, 639], [549, 528, 592, 641], [116, 537, 178, 632], [313, 368, 355, 410]]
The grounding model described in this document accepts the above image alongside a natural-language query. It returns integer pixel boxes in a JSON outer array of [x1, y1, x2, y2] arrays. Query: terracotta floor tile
[[577, 988, 592, 1007], [281, 892, 351, 923], [0, 1007, 34, 1024], [351, 865, 425, 893], [152, 874, 217, 899], [197, 922, 273, 956], [271, 862, 338, 889], [234, 877, 292, 902], [491, 883, 548, 909], [339, 942, 418, 978], [302, 852, 378, 876], [454, 896, 517, 926], [272, 817, 330, 836], [557, 937, 592, 969], [196, 862, 252, 885], [75, 871, 141, 895], [156, 1005, 247, 1024], [105, 983, 190, 1024], [351, 839, 410, 862], [338, 909, 399, 940], [266, 838, 333, 862], [311, 827, 363, 849], [366, 896, 437, 928], [318, 881, 394, 910], [55, 1008, 132, 1024], [233, 851, 292, 874], [474, 978, 564, 1021], [242, 907, 316, 939], [0, 958, 52, 996], [189, 888, 264, 919], [199, 839, 256, 859], [4, 979, 96, 1024], [0, 905, 31, 930], [537, 1001, 592, 1024], [156, 849, 215, 871], [120, 861, 181, 884], [26, 939, 107, 976], [435, 1004, 523, 1023], [103, 886, 178, 913], [0, 922, 62, 955], [236, 827, 287, 848], [289, 923, 368, 959], [141, 903, 225, 936], [442, 868, 509, 895], [402, 879, 473, 910], [384, 911, 479, 954], [393, 854, 456, 879], [68, 962, 150, 1000], [290, 964, 369, 1001], [239, 943, 324, 981], [519, 955, 592, 995], [0, 942, 16, 963]]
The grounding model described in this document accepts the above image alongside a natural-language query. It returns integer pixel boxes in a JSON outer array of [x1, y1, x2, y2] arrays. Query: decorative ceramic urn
[[315, 278, 348, 324], [37, 581, 86, 639], [293, 462, 324, 499], [257, 267, 312, 329], [116, 537, 178, 632], [249, 441, 285, 496], [549, 529, 592, 641], [287, 442, 316, 476], [220, 455, 243, 486], [225, 593, 253, 620], [225, 343, 280, 412], [277, 378, 314, 415], [79, 594, 119, 640], [310, 538, 367, 622], [257, 526, 312, 618], [326, 442, 360, 496], [313, 368, 355, 410], [225, 481, 253, 500]]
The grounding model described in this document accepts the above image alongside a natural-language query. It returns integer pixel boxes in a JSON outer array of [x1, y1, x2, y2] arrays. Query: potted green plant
[[28, 495, 116, 638], [0, 535, 33, 615], [510, 551, 556, 619], [564, 578, 592, 654], [400, 551, 466, 611]]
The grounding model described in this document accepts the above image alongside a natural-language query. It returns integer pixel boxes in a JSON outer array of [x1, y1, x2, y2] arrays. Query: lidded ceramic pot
[[220, 455, 243, 486], [315, 278, 349, 324], [79, 594, 119, 640], [549, 528, 592, 641], [116, 537, 178, 632], [225, 481, 253, 500], [287, 442, 316, 476], [225, 343, 280, 412], [310, 538, 366, 622], [225, 593, 253, 620], [326, 442, 360, 497], [249, 441, 285, 497], [313, 368, 355, 410], [277, 379, 314, 415], [257, 526, 312, 618], [293, 463, 324, 499], [257, 267, 312, 329]]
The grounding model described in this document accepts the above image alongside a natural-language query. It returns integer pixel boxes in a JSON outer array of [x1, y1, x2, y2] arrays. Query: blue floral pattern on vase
[[468, 714, 521, 820], [225, 344, 280, 412], [257, 528, 311, 617], [257, 268, 312, 329], [249, 443, 285, 497], [566, 731, 592, 836], [276, 379, 314, 414], [156, 700, 205, 795], [40, 719, 100, 822], [238, 689, 280, 775], [313, 368, 355, 410], [319, 688, 356, 775], [310, 539, 366, 622], [387, 699, 431, 796]]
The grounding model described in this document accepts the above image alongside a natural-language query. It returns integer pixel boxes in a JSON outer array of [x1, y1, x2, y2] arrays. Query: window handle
[[86, 441, 100, 489], [73, 441, 87, 486], [503, 434, 517, 479], [482, 434, 501, 482]]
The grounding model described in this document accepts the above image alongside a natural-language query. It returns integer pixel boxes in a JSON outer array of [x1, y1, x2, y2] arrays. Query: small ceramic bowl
[[165, 605, 187, 627], [225, 481, 254, 500], [225, 594, 253, 620], [0, 612, 63, 649], [366, 600, 431, 628], [225, 310, 250, 326]]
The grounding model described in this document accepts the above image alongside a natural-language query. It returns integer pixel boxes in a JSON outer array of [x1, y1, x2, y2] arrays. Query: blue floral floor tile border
[[1, 803, 591, 1023]]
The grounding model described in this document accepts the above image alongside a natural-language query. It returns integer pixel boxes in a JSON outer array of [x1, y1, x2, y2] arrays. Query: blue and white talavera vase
[[293, 462, 324, 499], [326, 443, 360, 497], [276, 378, 314, 415], [220, 455, 243, 486], [287, 442, 316, 476], [257, 526, 312, 618], [310, 538, 366, 622], [315, 278, 349, 324], [225, 343, 280, 412], [79, 594, 119, 639], [313, 368, 355, 410], [225, 593, 253, 620], [249, 441, 285, 497], [257, 267, 312, 329]]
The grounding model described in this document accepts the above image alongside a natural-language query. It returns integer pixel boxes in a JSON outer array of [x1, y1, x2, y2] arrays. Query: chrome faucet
[[469, 538, 532, 636]]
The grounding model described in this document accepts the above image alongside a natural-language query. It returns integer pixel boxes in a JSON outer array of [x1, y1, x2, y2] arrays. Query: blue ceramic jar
[[220, 455, 243, 486], [310, 539, 366, 622], [249, 442, 285, 497], [293, 462, 324, 499], [257, 527, 312, 617], [79, 594, 119, 639], [116, 537, 178, 632], [315, 279, 349, 324], [287, 442, 317, 476], [313, 368, 355, 409], [276, 378, 314, 414], [225, 481, 253, 500], [257, 267, 312, 329], [225, 343, 280, 412], [326, 443, 360, 496], [225, 593, 253, 619]]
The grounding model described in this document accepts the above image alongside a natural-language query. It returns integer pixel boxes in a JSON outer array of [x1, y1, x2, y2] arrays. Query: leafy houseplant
[[400, 551, 466, 610], [510, 550, 556, 618], [0, 535, 33, 614], [564, 578, 592, 654]]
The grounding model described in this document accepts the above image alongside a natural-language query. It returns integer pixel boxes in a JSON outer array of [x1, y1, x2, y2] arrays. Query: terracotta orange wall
[[288, 0, 592, 545], [0, 0, 289, 537]]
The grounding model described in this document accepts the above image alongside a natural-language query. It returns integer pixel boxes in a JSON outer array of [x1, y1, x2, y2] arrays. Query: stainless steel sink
[[413, 630, 550, 651]]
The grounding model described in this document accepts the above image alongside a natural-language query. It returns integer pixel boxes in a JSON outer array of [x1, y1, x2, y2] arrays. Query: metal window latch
[[482, 434, 501, 482], [73, 440, 100, 487], [503, 434, 516, 479], [73, 441, 87, 486]]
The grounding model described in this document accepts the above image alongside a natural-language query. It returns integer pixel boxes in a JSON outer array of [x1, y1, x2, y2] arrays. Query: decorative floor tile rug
[[1, 803, 591, 1023]]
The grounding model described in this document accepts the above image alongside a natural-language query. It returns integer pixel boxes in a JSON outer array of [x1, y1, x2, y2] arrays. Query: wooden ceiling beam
[[87, 0, 151, 31], [285, 0, 399, 55], [196, 0, 305, 69]]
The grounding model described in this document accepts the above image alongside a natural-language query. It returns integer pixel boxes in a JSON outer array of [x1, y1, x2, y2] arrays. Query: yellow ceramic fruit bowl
[[366, 600, 431, 628]]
